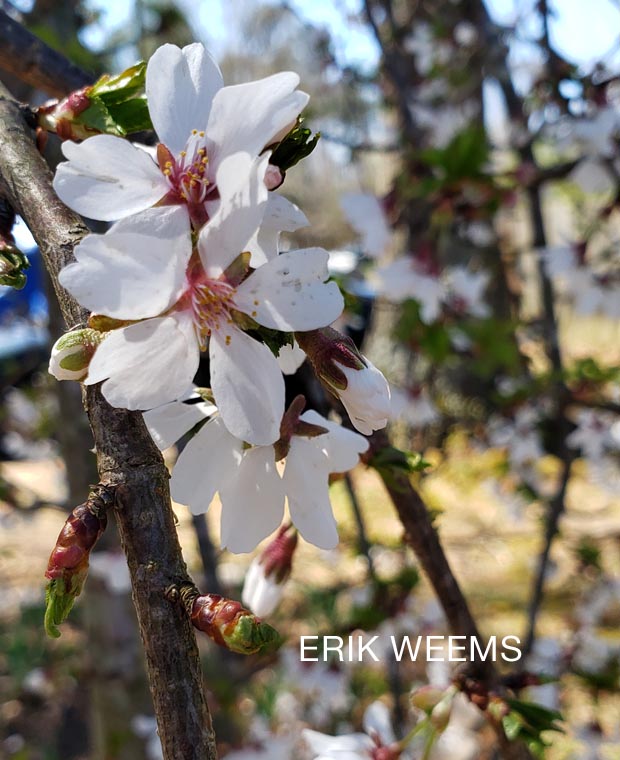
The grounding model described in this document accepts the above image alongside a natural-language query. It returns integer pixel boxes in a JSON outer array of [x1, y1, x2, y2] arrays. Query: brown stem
[[0, 9, 92, 97], [0, 79, 217, 760], [368, 429, 535, 760], [522, 455, 573, 657]]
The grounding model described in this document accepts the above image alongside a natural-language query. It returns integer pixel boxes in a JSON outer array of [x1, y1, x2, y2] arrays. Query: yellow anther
[[225, 335, 231, 346], [180, 150, 187, 157], [199, 130, 205, 137], [192, 129, 198, 135]]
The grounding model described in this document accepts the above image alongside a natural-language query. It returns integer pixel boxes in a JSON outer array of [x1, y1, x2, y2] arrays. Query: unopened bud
[[430, 694, 454, 732], [242, 525, 298, 617], [410, 685, 447, 713], [187, 590, 281, 655], [49, 328, 104, 381], [0, 245, 30, 290], [264, 164, 285, 190], [296, 328, 391, 435], [44, 485, 114, 638], [37, 88, 94, 141]]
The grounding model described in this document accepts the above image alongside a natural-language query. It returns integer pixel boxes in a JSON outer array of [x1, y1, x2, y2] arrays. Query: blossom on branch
[[56, 206, 343, 444], [144, 395, 368, 552], [53, 42, 309, 227]]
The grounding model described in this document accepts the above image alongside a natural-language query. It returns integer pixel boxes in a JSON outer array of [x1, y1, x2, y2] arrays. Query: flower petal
[[206, 72, 309, 166], [170, 415, 242, 514], [283, 437, 339, 549], [59, 206, 191, 320], [363, 701, 395, 746], [247, 193, 309, 267], [143, 395, 216, 451], [220, 446, 286, 553], [277, 341, 306, 375], [54, 136, 167, 221], [209, 326, 285, 445], [241, 558, 284, 617], [85, 315, 199, 410], [341, 192, 391, 258], [197, 153, 269, 277], [299, 410, 369, 472], [235, 248, 344, 331], [302, 728, 374, 756], [146, 43, 223, 154]]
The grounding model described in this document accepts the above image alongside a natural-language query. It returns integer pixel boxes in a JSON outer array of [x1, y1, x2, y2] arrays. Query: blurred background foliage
[[2, 0, 620, 758]]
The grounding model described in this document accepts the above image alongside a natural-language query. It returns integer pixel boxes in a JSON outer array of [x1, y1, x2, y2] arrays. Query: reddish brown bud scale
[[44, 486, 114, 638], [191, 594, 244, 648], [45, 502, 107, 580], [187, 591, 281, 655]]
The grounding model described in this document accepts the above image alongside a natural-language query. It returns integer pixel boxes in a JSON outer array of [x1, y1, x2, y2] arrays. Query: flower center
[[157, 131, 215, 207], [189, 277, 236, 350]]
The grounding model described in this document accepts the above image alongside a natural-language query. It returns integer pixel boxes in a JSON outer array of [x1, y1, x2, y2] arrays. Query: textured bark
[[0, 80, 217, 760], [0, 9, 91, 97]]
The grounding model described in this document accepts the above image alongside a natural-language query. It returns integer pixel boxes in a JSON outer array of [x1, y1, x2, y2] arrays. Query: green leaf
[[75, 62, 153, 136], [270, 122, 320, 172], [44, 579, 78, 638], [247, 326, 295, 358], [91, 62, 146, 105], [75, 97, 124, 136], [107, 97, 152, 134], [370, 445, 431, 490]]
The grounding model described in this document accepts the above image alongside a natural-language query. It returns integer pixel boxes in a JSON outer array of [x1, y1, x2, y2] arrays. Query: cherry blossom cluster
[[48, 42, 390, 553]]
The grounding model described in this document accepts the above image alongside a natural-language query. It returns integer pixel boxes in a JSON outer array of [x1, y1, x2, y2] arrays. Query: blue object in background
[[0, 245, 49, 361]]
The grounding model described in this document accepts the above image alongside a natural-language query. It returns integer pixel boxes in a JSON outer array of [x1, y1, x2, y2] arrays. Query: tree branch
[[0, 78, 217, 760], [0, 9, 92, 97], [368, 430, 534, 759]]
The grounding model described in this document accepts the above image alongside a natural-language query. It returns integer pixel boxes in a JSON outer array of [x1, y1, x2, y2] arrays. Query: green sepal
[[225, 615, 282, 655], [44, 574, 86, 639], [270, 122, 320, 172], [0, 248, 30, 290]]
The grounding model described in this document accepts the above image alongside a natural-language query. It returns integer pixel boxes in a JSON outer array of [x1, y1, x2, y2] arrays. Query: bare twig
[[0, 78, 217, 760], [522, 454, 574, 657]]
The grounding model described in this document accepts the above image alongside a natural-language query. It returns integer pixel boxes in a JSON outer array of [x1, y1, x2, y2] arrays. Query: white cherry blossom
[[374, 257, 445, 322], [144, 399, 368, 552], [390, 386, 439, 428], [53, 42, 309, 227], [59, 209, 343, 444], [443, 267, 490, 318], [241, 557, 284, 617], [303, 701, 397, 759], [341, 193, 392, 259]]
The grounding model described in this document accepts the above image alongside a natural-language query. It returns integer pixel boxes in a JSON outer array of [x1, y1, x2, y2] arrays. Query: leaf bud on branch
[[44, 484, 116, 638], [173, 583, 282, 655]]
